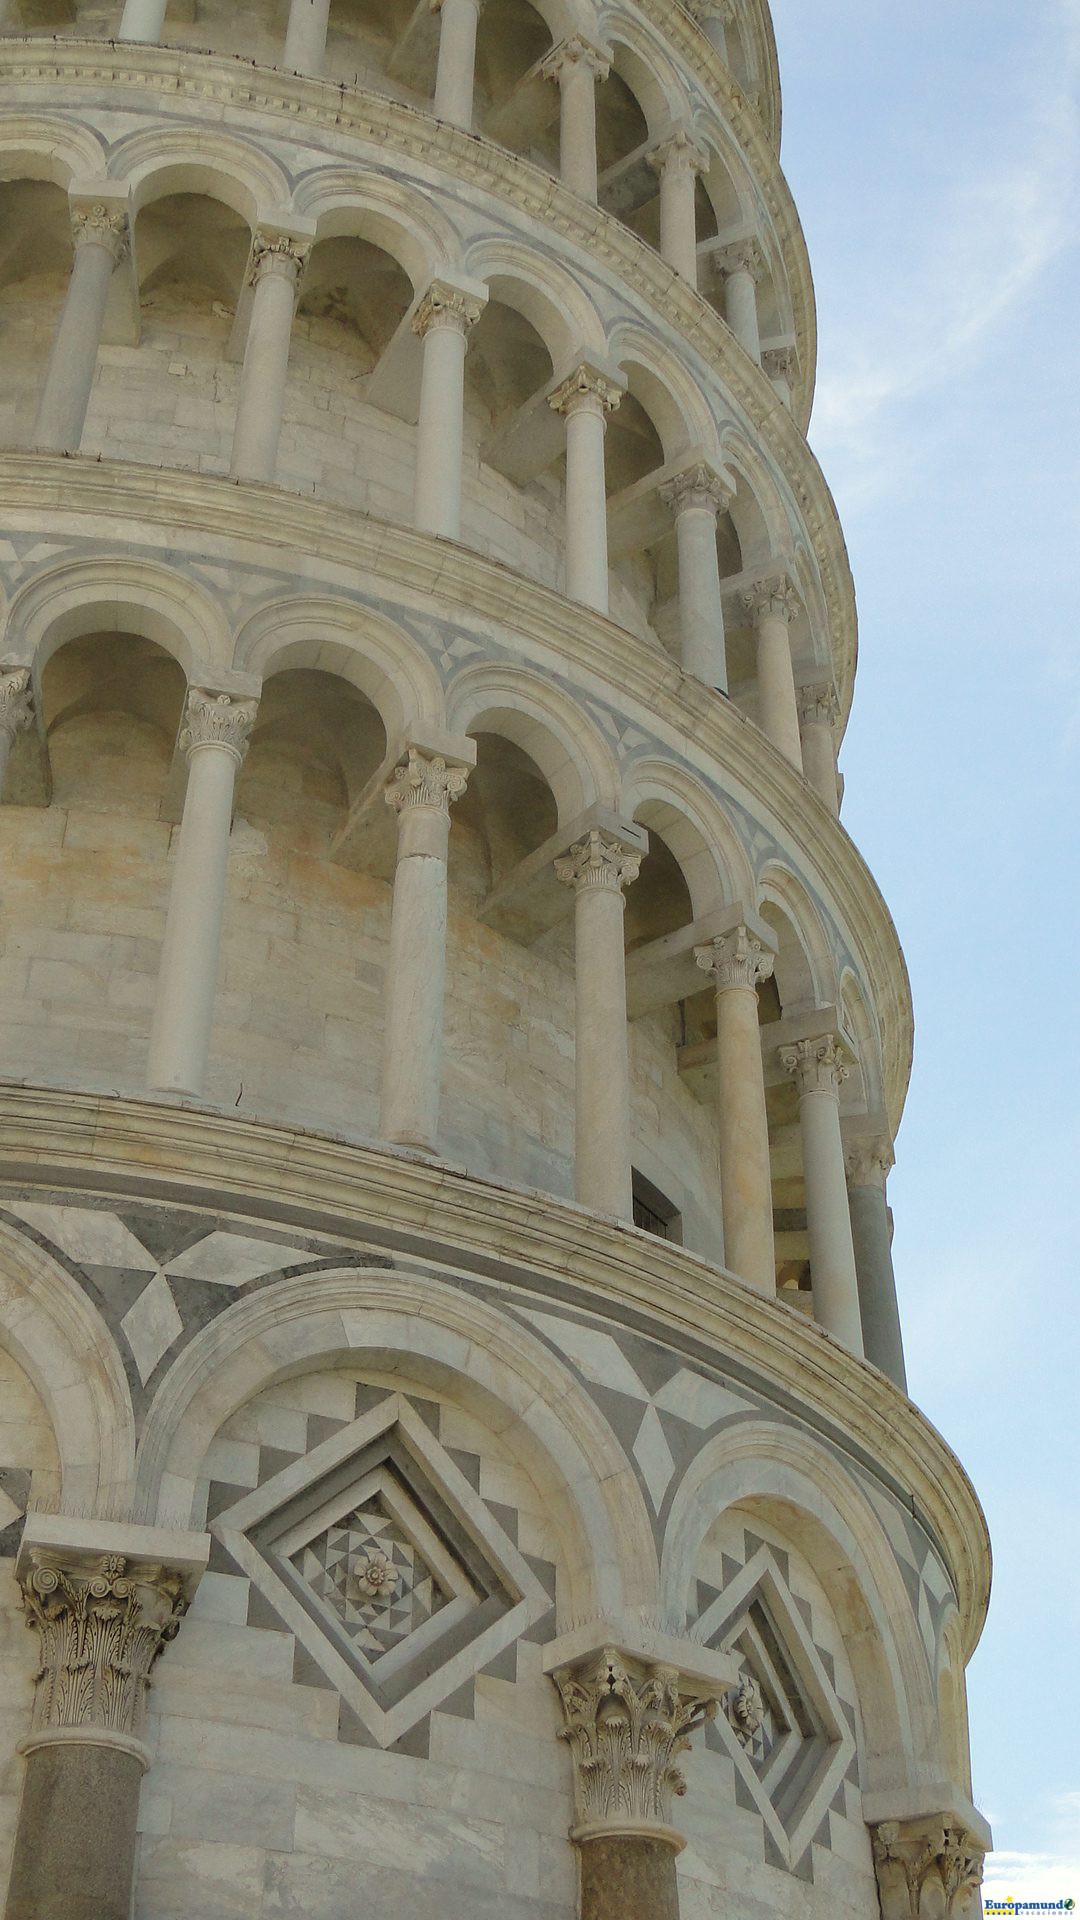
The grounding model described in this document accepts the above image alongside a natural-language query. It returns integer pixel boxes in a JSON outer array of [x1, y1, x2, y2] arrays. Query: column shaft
[[433, 0, 481, 128], [847, 1154, 907, 1389], [412, 285, 482, 540], [782, 1038, 864, 1354], [718, 241, 764, 364], [797, 685, 840, 812], [118, 0, 168, 41], [743, 578, 802, 767], [556, 831, 640, 1219], [579, 1835, 680, 1920], [33, 214, 126, 454], [557, 52, 601, 200], [5, 1743, 145, 1920], [649, 132, 707, 285], [230, 240, 306, 484], [550, 368, 620, 614], [283, 0, 331, 72], [662, 466, 731, 690], [696, 926, 775, 1294]]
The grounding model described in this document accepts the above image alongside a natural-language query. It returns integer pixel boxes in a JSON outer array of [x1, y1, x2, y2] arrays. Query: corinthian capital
[[844, 1134, 894, 1189], [249, 231, 311, 289], [780, 1033, 850, 1098], [716, 237, 766, 283], [180, 688, 258, 765], [71, 202, 129, 265], [796, 680, 840, 729], [0, 667, 34, 741], [740, 572, 801, 627], [384, 746, 470, 817], [695, 924, 775, 993], [871, 1817, 985, 1919], [553, 1648, 717, 1839], [647, 125, 711, 178], [762, 344, 798, 387], [660, 460, 733, 520], [549, 363, 623, 418], [685, 0, 736, 21], [541, 34, 611, 83], [411, 280, 485, 338], [555, 828, 641, 896], [20, 1552, 189, 1746]]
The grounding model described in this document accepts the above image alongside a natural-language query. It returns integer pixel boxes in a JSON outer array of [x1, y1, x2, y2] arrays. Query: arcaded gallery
[[0, 0, 989, 1915]]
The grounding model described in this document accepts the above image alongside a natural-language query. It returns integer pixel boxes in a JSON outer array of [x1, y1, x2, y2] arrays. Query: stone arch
[[3, 554, 230, 681], [135, 1269, 658, 1621], [660, 1420, 937, 1790], [621, 758, 754, 915], [293, 168, 460, 289], [757, 861, 837, 1013], [601, 16, 691, 131], [107, 126, 289, 227], [0, 1215, 135, 1517], [607, 322, 719, 463], [446, 661, 620, 821], [463, 235, 606, 366], [0, 114, 107, 186], [232, 597, 444, 746], [840, 966, 885, 1114], [718, 425, 790, 568]]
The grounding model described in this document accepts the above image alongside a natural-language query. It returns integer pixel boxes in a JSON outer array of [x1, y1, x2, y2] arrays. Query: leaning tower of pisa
[[0, 0, 989, 1916]]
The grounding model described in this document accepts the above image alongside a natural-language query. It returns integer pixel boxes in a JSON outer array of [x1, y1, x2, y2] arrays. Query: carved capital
[[180, 688, 258, 765], [647, 126, 710, 178], [695, 924, 774, 994], [384, 746, 470, 818], [796, 680, 840, 730], [0, 667, 34, 741], [780, 1033, 850, 1098], [249, 231, 311, 290], [871, 1818, 985, 1919], [553, 1648, 717, 1838], [411, 280, 484, 338], [555, 828, 641, 896], [20, 1552, 189, 1744], [71, 202, 129, 265], [548, 363, 623, 418], [660, 461, 733, 520], [761, 345, 798, 386], [541, 34, 611, 83], [716, 237, 766, 283], [740, 573, 801, 627], [845, 1135, 894, 1189]]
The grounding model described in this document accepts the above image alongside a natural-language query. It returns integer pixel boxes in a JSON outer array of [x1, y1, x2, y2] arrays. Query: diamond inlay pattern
[[295, 1498, 449, 1659]]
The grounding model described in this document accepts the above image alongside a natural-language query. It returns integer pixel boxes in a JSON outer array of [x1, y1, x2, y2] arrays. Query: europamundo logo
[[985, 1902, 1076, 1914]]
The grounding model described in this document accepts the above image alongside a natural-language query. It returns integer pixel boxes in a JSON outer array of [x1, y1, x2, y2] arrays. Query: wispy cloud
[[984, 1793, 1080, 1904]]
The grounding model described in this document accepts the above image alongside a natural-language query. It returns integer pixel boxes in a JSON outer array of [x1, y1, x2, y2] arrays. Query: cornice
[[645, 0, 782, 154], [0, 1082, 992, 1659], [0, 453, 908, 1125]]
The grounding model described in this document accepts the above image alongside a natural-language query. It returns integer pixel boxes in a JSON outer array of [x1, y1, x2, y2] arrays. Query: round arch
[[463, 236, 606, 367], [0, 115, 107, 187], [757, 861, 837, 1013], [294, 168, 460, 289], [135, 1268, 658, 1622], [621, 758, 754, 914], [233, 597, 444, 746], [718, 426, 791, 568], [3, 555, 230, 681], [840, 966, 885, 1115], [446, 661, 620, 822], [601, 19, 690, 132], [107, 127, 289, 227], [608, 322, 719, 463]]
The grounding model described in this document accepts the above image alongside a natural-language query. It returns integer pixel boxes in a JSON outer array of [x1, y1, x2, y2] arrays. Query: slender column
[[685, 0, 734, 60], [282, 0, 332, 73], [540, 36, 610, 202], [549, 364, 622, 614], [432, 0, 483, 128], [146, 689, 257, 1097], [797, 680, 840, 812], [780, 1034, 864, 1355], [230, 232, 310, 485], [647, 128, 709, 285], [117, 0, 168, 41], [695, 924, 776, 1295], [761, 344, 798, 410], [716, 238, 765, 363], [871, 1818, 985, 1919], [33, 203, 128, 455], [741, 575, 803, 767], [6, 1540, 196, 1920], [555, 829, 640, 1219], [0, 668, 34, 797], [846, 1136, 908, 1390], [660, 462, 732, 690], [552, 1648, 718, 1920], [379, 748, 471, 1152], [412, 282, 483, 540]]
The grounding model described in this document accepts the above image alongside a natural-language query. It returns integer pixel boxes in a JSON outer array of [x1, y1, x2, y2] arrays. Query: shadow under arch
[[757, 859, 838, 1014], [107, 125, 289, 228], [622, 755, 755, 915], [135, 1267, 658, 1623], [3, 554, 229, 682], [446, 659, 620, 823], [0, 113, 107, 187], [294, 166, 461, 290], [233, 596, 444, 747], [463, 235, 606, 368]]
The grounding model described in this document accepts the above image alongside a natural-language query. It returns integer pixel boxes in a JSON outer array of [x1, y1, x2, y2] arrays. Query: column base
[[5, 1739, 146, 1920], [577, 1830, 682, 1920]]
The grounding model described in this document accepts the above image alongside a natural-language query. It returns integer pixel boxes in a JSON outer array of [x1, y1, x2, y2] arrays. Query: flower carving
[[352, 1550, 399, 1601]]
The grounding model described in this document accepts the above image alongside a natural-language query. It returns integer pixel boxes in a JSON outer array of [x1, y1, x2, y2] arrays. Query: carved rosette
[[71, 202, 129, 266], [411, 281, 484, 339], [548, 364, 623, 419], [716, 237, 767, 284], [725, 1672, 765, 1744], [553, 1649, 717, 1840], [0, 667, 34, 742], [660, 462, 733, 521], [384, 747, 470, 818], [740, 573, 801, 628], [541, 35, 611, 84], [780, 1034, 850, 1098], [249, 232, 311, 291], [871, 1818, 985, 1919], [695, 924, 775, 994], [555, 828, 641, 897], [20, 1553, 189, 1743], [845, 1136, 894, 1190], [180, 689, 258, 765], [647, 126, 711, 179], [796, 680, 840, 730]]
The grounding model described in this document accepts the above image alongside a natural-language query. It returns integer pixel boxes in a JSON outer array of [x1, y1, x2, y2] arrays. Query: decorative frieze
[[179, 688, 258, 765], [741, 572, 801, 626], [71, 202, 129, 265], [780, 1033, 850, 1098], [695, 923, 775, 993], [555, 828, 641, 896], [553, 1648, 718, 1840], [871, 1817, 985, 1918], [411, 280, 485, 338], [0, 666, 34, 741], [384, 746, 470, 817], [548, 363, 623, 417], [20, 1552, 189, 1743]]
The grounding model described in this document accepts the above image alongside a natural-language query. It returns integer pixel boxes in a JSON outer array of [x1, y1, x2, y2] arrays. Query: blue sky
[[768, 0, 1080, 1900]]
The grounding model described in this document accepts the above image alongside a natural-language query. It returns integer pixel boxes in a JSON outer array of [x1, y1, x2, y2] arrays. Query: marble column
[[541, 36, 610, 202], [549, 364, 621, 614], [412, 281, 484, 541], [432, 0, 483, 128], [741, 575, 803, 768], [648, 127, 709, 285], [846, 1136, 908, 1391], [871, 1817, 985, 1920], [33, 203, 128, 455], [695, 923, 776, 1295], [552, 1648, 718, 1920], [117, 0, 168, 40], [780, 1034, 864, 1355], [659, 461, 732, 690], [230, 232, 309, 484], [796, 680, 840, 813], [716, 238, 765, 363], [0, 668, 34, 798], [761, 344, 797, 411], [5, 1532, 203, 1920], [146, 689, 257, 1098], [282, 0, 332, 72], [555, 828, 640, 1219], [685, 0, 734, 61], [379, 747, 470, 1153]]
